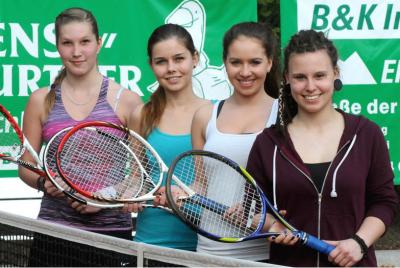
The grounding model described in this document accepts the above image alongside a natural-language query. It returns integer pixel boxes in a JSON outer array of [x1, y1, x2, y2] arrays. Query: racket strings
[[45, 130, 74, 191], [0, 112, 24, 158], [58, 126, 162, 201], [171, 154, 263, 239]]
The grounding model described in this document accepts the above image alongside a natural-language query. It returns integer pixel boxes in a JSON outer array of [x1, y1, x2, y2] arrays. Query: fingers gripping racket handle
[[296, 231, 335, 255]]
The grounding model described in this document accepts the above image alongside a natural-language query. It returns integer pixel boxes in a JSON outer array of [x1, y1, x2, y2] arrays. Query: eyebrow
[[153, 52, 186, 61]]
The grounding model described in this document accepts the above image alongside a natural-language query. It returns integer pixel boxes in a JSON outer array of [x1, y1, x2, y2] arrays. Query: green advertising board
[[281, 0, 400, 185], [0, 0, 257, 177]]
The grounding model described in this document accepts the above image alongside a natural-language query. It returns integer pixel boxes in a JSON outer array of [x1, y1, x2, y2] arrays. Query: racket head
[[167, 153, 335, 255], [0, 104, 24, 159], [166, 150, 281, 242], [0, 104, 43, 174], [55, 121, 164, 202], [43, 127, 123, 208]]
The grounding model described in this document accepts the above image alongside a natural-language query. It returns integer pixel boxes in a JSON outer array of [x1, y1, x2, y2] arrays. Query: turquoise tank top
[[134, 128, 197, 250]]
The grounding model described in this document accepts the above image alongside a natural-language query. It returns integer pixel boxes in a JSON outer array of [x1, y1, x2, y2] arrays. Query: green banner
[[281, 0, 400, 185], [0, 0, 257, 177]]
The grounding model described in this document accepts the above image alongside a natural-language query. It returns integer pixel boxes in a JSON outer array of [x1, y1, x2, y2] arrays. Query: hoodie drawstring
[[272, 145, 278, 210], [330, 135, 357, 198]]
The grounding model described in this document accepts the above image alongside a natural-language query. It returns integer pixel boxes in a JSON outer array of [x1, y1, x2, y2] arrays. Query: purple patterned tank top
[[39, 76, 132, 232]]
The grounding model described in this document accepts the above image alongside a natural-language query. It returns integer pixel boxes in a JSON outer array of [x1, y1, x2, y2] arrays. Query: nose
[[305, 79, 317, 92], [72, 44, 82, 57], [167, 60, 177, 73], [239, 64, 251, 77]]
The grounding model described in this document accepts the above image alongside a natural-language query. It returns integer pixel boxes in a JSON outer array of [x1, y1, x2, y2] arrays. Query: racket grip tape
[[298, 232, 335, 255]]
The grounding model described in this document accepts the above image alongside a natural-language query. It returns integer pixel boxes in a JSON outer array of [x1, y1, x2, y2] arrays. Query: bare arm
[[18, 89, 47, 189], [127, 103, 144, 134], [112, 85, 143, 126], [191, 103, 213, 150]]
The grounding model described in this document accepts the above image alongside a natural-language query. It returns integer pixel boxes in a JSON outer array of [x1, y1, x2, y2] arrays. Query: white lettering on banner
[[333, 99, 362, 114], [333, 99, 398, 115], [10, 23, 39, 58], [0, 64, 143, 97], [99, 65, 143, 96], [0, 22, 115, 58], [298, 0, 400, 39], [43, 23, 58, 58], [0, 23, 5, 57], [381, 126, 388, 136], [382, 60, 400, 83], [366, 99, 398, 114]]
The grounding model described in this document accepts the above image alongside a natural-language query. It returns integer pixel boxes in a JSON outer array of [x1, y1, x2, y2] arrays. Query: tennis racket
[[0, 104, 44, 176], [43, 127, 125, 208], [165, 150, 335, 255], [54, 121, 191, 207]]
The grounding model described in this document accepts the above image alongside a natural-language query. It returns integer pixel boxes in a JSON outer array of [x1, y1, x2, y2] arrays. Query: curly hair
[[278, 30, 339, 134]]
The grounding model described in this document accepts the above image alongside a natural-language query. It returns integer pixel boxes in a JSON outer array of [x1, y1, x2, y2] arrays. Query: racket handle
[[191, 194, 228, 215], [298, 232, 335, 255]]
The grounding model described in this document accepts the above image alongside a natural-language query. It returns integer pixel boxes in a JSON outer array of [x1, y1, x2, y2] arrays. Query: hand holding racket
[[165, 150, 335, 255]]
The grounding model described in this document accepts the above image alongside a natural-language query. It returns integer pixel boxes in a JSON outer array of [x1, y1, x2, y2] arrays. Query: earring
[[334, 79, 343, 91]]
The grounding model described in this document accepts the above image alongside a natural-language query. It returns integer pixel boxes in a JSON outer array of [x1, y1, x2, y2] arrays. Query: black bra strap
[[216, 100, 225, 118]]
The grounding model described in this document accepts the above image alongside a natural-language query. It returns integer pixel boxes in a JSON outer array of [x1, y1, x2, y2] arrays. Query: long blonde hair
[[44, 7, 100, 115], [139, 24, 197, 138]]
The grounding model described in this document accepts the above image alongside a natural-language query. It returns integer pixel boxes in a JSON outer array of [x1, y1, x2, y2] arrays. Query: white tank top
[[197, 99, 278, 261]]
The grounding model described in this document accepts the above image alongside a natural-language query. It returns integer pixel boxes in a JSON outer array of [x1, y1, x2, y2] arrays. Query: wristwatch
[[36, 176, 46, 193]]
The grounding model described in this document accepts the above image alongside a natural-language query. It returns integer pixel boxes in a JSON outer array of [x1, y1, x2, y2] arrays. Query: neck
[[294, 106, 339, 129], [164, 86, 199, 108], [64, 70, 102, 91], [229, 88, 270, 106]]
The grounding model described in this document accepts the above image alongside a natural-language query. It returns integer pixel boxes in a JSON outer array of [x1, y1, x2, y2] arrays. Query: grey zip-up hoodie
[[247, 109, 398, 267]]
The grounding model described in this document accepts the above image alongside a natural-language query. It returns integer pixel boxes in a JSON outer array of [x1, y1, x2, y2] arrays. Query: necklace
[[62, 83, 96, 106]]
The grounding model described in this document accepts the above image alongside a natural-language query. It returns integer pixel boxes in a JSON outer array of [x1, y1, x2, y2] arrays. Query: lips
[[304, 94, 320, 100], [70, 60, 85, 65], [165, 76, 181, 83], [238, 79, 255, 88]]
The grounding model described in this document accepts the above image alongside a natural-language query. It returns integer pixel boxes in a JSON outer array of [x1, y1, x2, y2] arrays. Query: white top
[[197, 99, 278, 261]]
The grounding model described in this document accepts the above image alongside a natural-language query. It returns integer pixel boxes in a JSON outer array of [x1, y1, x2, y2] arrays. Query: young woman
[[126, 24, 209, 256], [19, 8, 142, 265], [190, 22, 280, 261], [246, 29, 399, 267]]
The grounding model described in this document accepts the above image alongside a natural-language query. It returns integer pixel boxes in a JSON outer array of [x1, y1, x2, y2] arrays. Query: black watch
[[36, 176, 46, 193]]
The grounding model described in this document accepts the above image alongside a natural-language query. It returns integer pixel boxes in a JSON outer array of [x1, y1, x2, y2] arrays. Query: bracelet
[[352, 234, 368, 257], [36, 176, 46, 193]]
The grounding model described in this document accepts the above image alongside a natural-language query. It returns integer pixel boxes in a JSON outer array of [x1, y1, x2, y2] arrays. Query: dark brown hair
[[222, 22, 280, 98], [278, 29, 339, 134], [140, 24, 197, 137]]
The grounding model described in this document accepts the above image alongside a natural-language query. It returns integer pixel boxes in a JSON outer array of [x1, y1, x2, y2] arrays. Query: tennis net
[[0, 210, 276, 267]]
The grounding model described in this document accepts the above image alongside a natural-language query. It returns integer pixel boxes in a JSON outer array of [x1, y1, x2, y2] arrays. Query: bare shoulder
[[127, 103, 145, 132], [28, 87, 50, 103], [192, 100, 214, 131], [194, 100, 213, 121], [25, 87, 49, 113], [108, 79, 143, 106], [24, 87, 50, 124]]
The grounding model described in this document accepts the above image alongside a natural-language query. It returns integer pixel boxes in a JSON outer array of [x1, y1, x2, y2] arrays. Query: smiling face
[[286, 49, 338, 115], [57, 21, 101, 77], [224, 36, 272, 97], [150, 37, 198, 93]]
